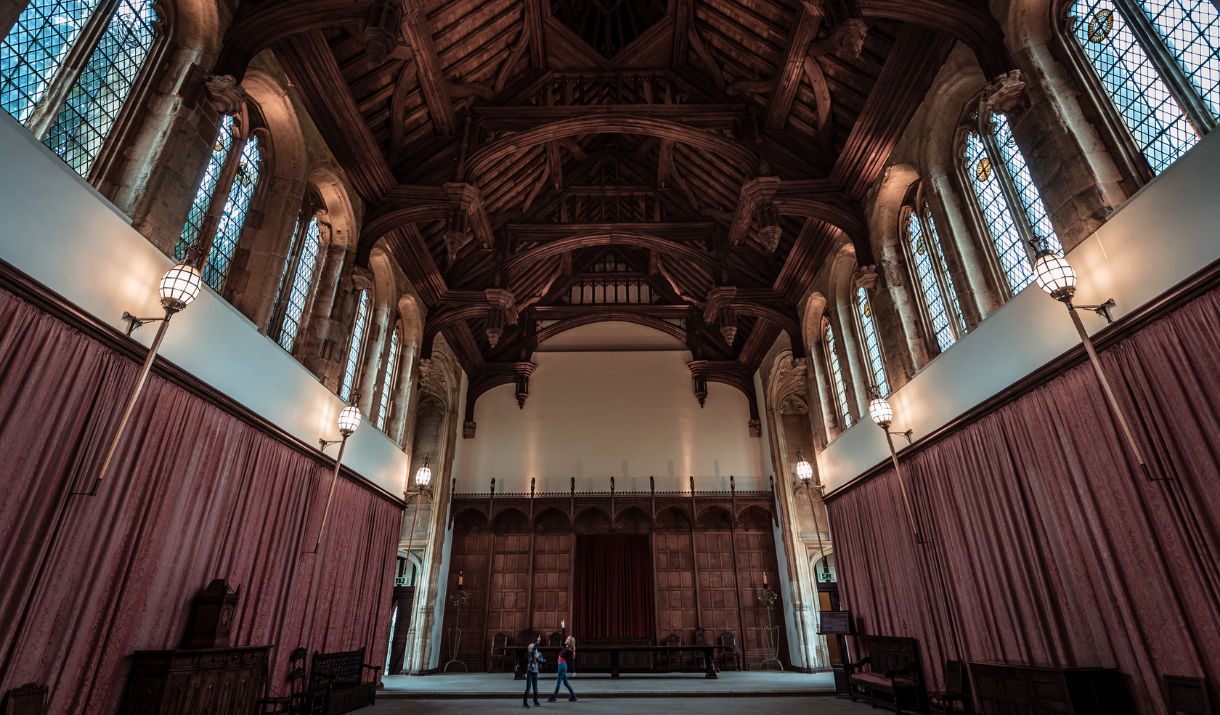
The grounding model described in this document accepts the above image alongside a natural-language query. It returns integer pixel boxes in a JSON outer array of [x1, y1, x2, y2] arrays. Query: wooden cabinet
[[969, 662, 1136, 715], [118, 646, 269, 715]]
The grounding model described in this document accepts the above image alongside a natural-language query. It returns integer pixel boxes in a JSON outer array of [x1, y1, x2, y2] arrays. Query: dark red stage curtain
[[573, 534, 655, 638], [0, 287, 401, 714], [826, 285, 1220, 714]]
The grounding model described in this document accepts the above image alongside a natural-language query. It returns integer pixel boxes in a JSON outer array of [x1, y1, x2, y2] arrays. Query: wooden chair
[[492, 632, 510, 673], [661, 633, 682, 670], [929, 660, 969, 714], [257, 647, 325, 715], [846, 635, 923, 713], [513, 629, 539, 675], [719, 632, 740, 672], [1165, 676, 1216, 715], [547, 631, 563, 648], [2, 684, 47, 715]]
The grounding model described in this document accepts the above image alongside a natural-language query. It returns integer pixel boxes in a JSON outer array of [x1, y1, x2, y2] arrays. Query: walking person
[[523, 636, 545, 708], [548, 624, 578, 703]]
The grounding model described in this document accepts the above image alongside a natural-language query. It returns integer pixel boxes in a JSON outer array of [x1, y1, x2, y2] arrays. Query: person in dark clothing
[[548, 624, 578, 702], [523, 637, 545, 708]]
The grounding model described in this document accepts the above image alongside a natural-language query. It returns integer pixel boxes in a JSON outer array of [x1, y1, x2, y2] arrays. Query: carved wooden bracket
[[984, 70, 1026, 115], [704, 286, 739, 345], [442, 182, 494, 262], [809, 18, 868, 58], [464, 420, 476, 439], [728, 177, 782, 249], [686, 359, 761, 433], [363, 0, 403, 66], [464, 362, 538, 436], [484, 288, 518, 348]]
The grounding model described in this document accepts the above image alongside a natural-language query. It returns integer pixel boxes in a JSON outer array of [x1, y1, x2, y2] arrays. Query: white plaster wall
[[0, 111, 409, 493], [819, 130, 1220, 492], [455, 349, 766, 493]]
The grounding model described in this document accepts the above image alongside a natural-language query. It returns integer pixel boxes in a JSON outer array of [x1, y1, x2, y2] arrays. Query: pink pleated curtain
[[826, 286, 1220, 713], [0, 287, 401, 713]]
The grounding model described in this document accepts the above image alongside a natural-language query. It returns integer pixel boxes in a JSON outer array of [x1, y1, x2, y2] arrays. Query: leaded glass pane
[[924, 209, 965, 336], [1072, 0, 1199, 172], [43, 0, 155, 174], [1142, 0, 1220, 115], [992, 114, 1061, 255], [201, 134, 260, 291], [276, 216, 322, 352], [1, 0, 97, 123], [856, 287, 889, 398], [907, 211, 956, 352], [963, 129, 1036, 293], [376, 329, 400, 430], [340, 290, 370, 402], [176, 115, 234, 261], [826, 325, 853, 429]]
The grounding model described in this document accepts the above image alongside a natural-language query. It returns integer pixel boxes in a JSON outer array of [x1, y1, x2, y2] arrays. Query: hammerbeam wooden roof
[[217, 0, 1014, 399]]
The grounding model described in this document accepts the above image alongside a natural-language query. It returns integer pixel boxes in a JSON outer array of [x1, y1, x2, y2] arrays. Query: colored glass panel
[[964, 129, 1036, 292], [826, 325, 853, 429], [1, 0, 97, 122], [275, 215, 322, 352], [856, 287, 889, 398], [907, 211, 957, 352], [377, 329, 400, 430], [340, 289, 370, 402]]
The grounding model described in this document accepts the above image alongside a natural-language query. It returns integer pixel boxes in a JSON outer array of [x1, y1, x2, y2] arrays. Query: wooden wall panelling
[[531, 531, 571, 635], [693, 531, 742, 661], [443, 530, 492, 671], [489, 529, 532, 650], [734, 525, 789, 669], [654, 529, 698, 649]]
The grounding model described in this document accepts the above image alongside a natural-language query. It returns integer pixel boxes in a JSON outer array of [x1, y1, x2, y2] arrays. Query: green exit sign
[[395, 576, 410, 586]]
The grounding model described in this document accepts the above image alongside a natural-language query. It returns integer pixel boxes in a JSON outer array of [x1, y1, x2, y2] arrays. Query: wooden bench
[[847, 635, 924, 713], [308, 648, 381, 715]]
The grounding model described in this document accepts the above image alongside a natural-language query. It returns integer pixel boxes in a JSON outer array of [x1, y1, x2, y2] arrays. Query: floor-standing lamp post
[[399, 455, 432, 674], [1031, 242, 1153, 480], [309, 396, 362, 553], [868, 387, 920, 541]]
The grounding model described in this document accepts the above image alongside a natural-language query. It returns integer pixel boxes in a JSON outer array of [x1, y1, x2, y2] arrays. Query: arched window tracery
[[824, 322, 853, 429], [1066, 0, 1218, 175], [269, 192, 325, 352], [175, 112, 264, 292], [961, 111, 1062, 296], [901, 188, 965, 354], [854, 286, 890, 398], [375, 327, 401, 430], [340, 288, 370, 403], [2, 0, 160, 176]]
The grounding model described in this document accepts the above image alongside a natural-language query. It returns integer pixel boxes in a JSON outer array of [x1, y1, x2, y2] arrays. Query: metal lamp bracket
[[319, 438, 343, 451], [122, 311, 168, 336], [1072, 298, 1117, 324], [889, 429, 914, 444]]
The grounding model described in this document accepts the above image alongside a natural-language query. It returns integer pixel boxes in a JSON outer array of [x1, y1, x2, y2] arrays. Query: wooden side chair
[[695, 628, 713, 673], [719, 631, 741, 672], [929, 660, 970, 714], [256, 648, 325, 715], [662, 633, 682, 670], [1165, 676, 1216, 715], [492, 632, 510, 672], [2, 684, 47, 715]]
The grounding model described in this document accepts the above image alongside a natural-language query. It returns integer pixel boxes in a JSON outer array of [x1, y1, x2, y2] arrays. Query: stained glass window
[[1143, 0, 1220, 114], [825, 324, 853, 429], [272, 214, 322, 352], [906, 208, 960, 352], [926, 210, 965, 334], [1, 0, 97, 122], [174, 115, 261, 292], [340, 289, 370, 403], [42, 0, 154, 173], [855, 287, 889, 398], [376, 328, 400, 430]]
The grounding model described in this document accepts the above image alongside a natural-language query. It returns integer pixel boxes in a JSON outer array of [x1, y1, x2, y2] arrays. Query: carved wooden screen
[[531, 531, 571, 635], [443, 527, 491, 670], [654, 529, 698, 647], [733, 513, 788, 669]]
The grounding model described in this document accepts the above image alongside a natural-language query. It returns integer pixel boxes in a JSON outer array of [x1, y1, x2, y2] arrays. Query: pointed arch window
[[854, 287, 890, 398], [340, 289, 370, 403], [901, 194, 965, 353], [825, 323, 853, 429], [1067, 0, 1217, 174], [269, 195, 325, 352], [2, 0, 160, 176], [175, 113, 263, 292], [375, 327, 401, 430], [962, 112, 1062, 295]]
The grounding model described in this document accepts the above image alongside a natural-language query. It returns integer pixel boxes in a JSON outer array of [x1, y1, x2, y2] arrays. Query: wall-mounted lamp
[[1032, 242, 1151, 480], [83, 262, 203, 495], [308, 395, 362, 553], [794, 450, 831, 584], [869, 386, 921, 541]]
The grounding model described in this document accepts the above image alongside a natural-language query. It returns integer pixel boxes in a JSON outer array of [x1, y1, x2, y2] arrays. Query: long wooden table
[[507, 645, 724, 679]]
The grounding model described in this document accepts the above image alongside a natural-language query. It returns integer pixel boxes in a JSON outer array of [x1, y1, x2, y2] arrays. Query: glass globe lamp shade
[[337, 405, 361, 435], [415, 460, 432, 487], [795, 451, 814, 482], [159, 263, 202, 312], [869, 397, 893, 427], [1034, 252, 1077, 302]]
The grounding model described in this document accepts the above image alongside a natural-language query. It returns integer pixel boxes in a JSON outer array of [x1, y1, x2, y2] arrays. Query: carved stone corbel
[[204, 74, 246, 116], [984, 70, 1026, 115], [748, 418, 761, 437], [463, 420, 476, 439], [854, 264, 879, 291], [418, 358, 434, 377]]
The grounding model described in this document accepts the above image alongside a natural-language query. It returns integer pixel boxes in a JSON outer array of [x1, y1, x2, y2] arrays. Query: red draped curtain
[[0, 286, 401, 714], [573, 533, 655, 638], [826, 285, 1220, 714]]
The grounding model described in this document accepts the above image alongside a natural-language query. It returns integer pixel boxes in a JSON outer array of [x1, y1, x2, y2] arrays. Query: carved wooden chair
[[929, 660, 970, 714], [547, 631, 563, 648], [256, 648, 325, 715], [2, 684, 47, 715], [662, 633, 682, 670], [492, 633, 510, 673], [719, 632, 741, 672], [695, 628, 714, 673], [514, 629, 539, 675], [1165, 676, 1216, 715]]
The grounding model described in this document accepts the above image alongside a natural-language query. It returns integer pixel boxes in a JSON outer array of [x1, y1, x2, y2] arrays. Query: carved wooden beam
[[505, 222, 715, 243], [545, 141, 564, 191], [685, 360, 761, 431], [687, 28, 725, 91], [671, 0, 694, 66], [503, 231, 719, 278], [523, 0, 547, 67], [727, 177, 782, 248], [473, 104, 746, 131], [856, 0, 1015, 78], [218, 0, 373, 76], [464, 362, 539, 433], [765, 5, 823, 131], [443, 182, 495, 257], [801, 56, 835, 153], [401, 6, 456, 136]]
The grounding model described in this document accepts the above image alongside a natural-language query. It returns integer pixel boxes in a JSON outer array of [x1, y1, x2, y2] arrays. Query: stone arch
[[614, 506, 654, 532], [358, 246, 399, 417], [869, 163, 931, 382], [827, 242, 868, 419], [574, 507, 612, 533], [173, 0, 223, 59]]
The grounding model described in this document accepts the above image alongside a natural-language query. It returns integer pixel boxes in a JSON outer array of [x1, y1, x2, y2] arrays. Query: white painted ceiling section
[[819, 131, 1220, 493], [534, 320, 688, 352], [0, 111, 410, 494]]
